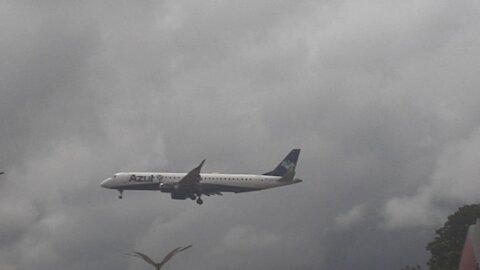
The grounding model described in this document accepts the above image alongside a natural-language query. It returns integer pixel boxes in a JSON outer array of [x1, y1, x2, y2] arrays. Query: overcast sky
[[1, 0, 480, 269]]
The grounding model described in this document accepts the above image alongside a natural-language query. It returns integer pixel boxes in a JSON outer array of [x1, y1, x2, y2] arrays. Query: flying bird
[[126, 245, 192, 270]]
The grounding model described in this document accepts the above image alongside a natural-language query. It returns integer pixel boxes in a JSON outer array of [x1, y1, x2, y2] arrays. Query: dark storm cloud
[[1, 0, 480, 269], [0, 1, 105, 168]]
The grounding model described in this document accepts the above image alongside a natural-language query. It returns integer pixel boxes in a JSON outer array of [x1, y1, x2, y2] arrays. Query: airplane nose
[[100, 178, 112, 188]]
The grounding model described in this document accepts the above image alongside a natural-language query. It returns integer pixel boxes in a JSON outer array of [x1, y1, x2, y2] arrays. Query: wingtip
[[180, 244, 193, 251]]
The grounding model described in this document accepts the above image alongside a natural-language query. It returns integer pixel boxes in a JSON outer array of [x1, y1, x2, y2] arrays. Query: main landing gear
[[189, 193, 203, 205], [118, 190, 123, 199], [195, 192, 203, 205]]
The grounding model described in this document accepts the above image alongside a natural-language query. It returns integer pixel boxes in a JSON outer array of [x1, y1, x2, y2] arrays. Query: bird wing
[[179, 245, 192, 252], [159, 245, 192, 266], [159, 247, 182, 265], [129, 252, 158, 267]]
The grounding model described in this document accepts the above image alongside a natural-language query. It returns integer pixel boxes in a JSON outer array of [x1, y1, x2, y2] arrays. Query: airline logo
[[281, 160, 295, 171], [129, 175, 163, 182]]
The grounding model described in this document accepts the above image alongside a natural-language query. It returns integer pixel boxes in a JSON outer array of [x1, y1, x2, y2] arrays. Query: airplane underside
[[168, 184, 262, 204], [113, 182, 264, 204], [116, 183, 262, 192]]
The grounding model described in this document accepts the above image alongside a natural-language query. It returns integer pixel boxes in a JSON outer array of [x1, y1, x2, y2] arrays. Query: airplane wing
[[202, 189, 223, 196], [177, 160, 205, 192], [175, 160, 222, 198]]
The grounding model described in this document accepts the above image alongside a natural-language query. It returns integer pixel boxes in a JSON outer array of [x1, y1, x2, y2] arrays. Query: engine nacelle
[[171, 192, 188, 200], [159, 183, 191, 200], [159, 183, 176, 193]]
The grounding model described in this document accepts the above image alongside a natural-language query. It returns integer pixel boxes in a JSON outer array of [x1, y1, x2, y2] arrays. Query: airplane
[[100, 149, 303, 205]]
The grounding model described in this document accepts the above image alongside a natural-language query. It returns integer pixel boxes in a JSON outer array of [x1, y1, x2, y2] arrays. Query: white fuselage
[[101, 172, 289, 192], [100, 148, 302, 203]]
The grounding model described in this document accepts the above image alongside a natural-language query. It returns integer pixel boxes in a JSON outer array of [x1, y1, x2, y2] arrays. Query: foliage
[[426, 204, 480, 270]]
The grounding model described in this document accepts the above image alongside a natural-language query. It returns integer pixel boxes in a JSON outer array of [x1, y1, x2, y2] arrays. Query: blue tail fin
[[263, 149, 301, 176]]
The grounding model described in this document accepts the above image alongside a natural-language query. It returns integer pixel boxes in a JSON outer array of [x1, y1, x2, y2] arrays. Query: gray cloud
[[1, 0, 480, 269], [334, 203, 367, 229]]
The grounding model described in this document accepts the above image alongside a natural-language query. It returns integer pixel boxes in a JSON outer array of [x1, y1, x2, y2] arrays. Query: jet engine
[[159, 183, 176, 193], [170, 192, 188, 200]]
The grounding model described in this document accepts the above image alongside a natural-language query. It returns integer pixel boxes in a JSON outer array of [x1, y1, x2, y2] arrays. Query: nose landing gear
[[118, 190, 123, 199]]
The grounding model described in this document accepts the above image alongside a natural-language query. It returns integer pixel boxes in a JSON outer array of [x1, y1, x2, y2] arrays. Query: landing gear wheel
[[118, 190, 123, 199], [189, 195, 197, 200], [196, 198, 203, 205]]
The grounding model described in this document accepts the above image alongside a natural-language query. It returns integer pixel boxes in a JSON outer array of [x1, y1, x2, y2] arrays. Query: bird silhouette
[[126, 245, 192, 270]]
